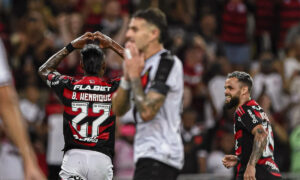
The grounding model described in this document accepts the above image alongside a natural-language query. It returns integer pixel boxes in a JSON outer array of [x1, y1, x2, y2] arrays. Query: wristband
[[120, 77, 131, 90], [66, 43, 75, 53]]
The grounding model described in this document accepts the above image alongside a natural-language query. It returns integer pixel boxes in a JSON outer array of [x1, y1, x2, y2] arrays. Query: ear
[[150, 27, 160, 42], [241, 86, 249, 95]]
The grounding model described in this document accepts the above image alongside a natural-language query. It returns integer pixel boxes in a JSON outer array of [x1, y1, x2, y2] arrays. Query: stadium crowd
[[0, 0, 300, 179]]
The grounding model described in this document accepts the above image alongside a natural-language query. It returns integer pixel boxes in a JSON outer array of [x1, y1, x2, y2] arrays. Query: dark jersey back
[[47, 72, 119, 159], [234, 99, 281, 179]]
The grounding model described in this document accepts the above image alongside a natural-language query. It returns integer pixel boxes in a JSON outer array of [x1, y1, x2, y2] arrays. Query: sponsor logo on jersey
[[247, 109, 258, 123], [74, 85, 111, 91], [73, 135, 98, 143]]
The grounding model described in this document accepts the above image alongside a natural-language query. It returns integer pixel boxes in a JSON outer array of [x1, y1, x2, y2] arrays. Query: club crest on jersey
[[74, 85, 111, 91]]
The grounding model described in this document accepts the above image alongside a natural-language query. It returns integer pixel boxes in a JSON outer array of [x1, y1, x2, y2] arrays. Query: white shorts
[[59, 149, 113, 180]]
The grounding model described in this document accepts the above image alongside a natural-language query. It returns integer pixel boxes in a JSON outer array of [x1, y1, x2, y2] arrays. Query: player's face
[[125, 18, 155, 51], [224, 77, 241, 109]]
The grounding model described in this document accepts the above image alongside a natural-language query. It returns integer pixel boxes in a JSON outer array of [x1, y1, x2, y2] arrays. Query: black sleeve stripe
[[150, 51, 174, 95], [149, 82, 169, 95]]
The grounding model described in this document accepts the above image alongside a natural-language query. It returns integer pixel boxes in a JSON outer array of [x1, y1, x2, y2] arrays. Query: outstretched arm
[[38, 32, 94, 82], [244, 125, 268, 179]]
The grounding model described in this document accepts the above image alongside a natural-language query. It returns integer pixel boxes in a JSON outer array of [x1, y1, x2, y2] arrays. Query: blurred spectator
[[252, 57, 289, 113], [206, 130, 234, 176], [253, 0, 277, 56], [183, 85, 193, 110], [206, 59, 231, 118], [220, 0, 250, 65], [168, 27, 186, 58], [20, 84, 44, 127], [278, 0, 300, 49], [282, 36, 300, 128], [114, 123, 135, 179], [81, 0, 104, 32], [56, 12, 85, 77], [101, 0, 129, 79], [285, 22, 300, 48], [198, 13, 226, 61], [27, 0, 57, 31], [45, 94, 64, 180], [183, 35, 207, 88], [181, 108, 207, 174], [11, 11, 55, 89], [100, 0, 124, 37]]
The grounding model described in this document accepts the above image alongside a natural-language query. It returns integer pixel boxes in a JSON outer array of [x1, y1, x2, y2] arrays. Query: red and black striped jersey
[[233, 99, 281, 179], [47, 72, 119, 159]]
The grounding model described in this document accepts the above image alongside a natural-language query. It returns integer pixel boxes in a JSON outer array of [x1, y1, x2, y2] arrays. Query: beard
[[225, 96, 240, 109]]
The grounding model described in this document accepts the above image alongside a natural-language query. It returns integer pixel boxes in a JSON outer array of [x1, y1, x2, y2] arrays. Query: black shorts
[[133, 158, 180, 180]]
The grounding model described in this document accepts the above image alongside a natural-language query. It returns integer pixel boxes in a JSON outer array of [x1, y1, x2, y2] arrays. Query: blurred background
[[0, 0, 300, 179]]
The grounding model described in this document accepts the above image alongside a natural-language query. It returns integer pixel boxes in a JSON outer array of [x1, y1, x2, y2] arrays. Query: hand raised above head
[[71, 32, 94, 49], [93, 31, 112, 49]]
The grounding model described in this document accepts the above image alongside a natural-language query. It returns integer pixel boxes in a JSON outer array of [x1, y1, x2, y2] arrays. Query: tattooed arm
[[244, 125, 268, 179], [38, 32, 94, 82], [131, 78, 165, 121]]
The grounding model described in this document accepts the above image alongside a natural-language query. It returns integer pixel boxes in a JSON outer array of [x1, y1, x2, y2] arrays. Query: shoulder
[[241, 100, 263, 120]]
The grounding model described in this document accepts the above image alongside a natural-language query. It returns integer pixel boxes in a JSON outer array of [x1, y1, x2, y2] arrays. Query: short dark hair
[[80, 44, 104, 76], [133, 8, 167, 43], [227, 71, 253, 92]]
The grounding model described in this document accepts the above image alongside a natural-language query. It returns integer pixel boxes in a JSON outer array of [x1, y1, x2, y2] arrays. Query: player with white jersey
[[0, 38, 46, 180], [113, 8, 184, 180]]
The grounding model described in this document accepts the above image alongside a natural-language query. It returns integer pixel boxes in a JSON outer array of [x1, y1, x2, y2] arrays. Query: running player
[[222, 71, 282, 180], [39, 32, 124, 180]]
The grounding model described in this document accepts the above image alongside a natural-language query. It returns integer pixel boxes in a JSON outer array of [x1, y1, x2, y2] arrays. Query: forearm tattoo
[[39, 48, 69, 81], [130, 78, 147, 113], [248, 128, 268, 166], [130, 78, 165, 119]]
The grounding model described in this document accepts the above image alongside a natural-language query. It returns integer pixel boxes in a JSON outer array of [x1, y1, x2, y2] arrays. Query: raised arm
[[93, 31, 124, 58], [116, 42, 166, 122], [38, 32, 94, 81], [244, 124, 268, 179]]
